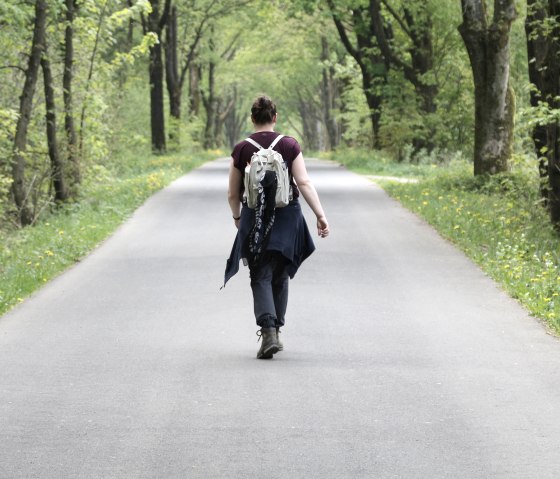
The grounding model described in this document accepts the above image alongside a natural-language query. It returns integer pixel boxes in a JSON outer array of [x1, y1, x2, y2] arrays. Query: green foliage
[[324, 147, 437, 178]]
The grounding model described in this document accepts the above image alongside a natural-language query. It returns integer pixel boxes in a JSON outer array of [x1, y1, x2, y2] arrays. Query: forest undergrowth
[[333, 149, 560, 333]]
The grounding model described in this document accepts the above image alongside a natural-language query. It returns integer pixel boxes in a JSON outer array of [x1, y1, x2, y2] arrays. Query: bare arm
[[291, 153, 330, 238], [228, 158, 242, 228]]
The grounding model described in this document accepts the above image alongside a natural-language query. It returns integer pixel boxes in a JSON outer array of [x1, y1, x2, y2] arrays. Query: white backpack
[[243, 135, 291, 209]]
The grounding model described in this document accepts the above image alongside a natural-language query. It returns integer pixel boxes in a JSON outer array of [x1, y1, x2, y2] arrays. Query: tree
[[41, 40, 68, 202], [164, 2, 207, 125], [143, 0, 171, 152], [163, 0, 250, 147], [327, 0, 388, 148], [11, 0, 47, 226], [78, 0, 109, 159], [320, 36, 342, 150], [458, 0, 517, 175], [368, 1, 438, 151], [200, 30, 237, 149], [63, 0, 80, 192], [525, 0, 560, 226]]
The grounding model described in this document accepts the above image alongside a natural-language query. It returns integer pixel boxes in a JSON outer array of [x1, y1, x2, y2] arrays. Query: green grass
[[0, 148, 218, 316], [337, 150, 560, 332], [321, 147, 446, 178]]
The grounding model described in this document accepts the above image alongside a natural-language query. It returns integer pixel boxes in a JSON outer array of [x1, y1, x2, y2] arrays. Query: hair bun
[[251, 95, 277, 126]]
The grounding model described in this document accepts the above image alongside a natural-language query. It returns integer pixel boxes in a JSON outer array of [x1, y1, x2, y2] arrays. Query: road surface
[[1, 158, 560, 478]]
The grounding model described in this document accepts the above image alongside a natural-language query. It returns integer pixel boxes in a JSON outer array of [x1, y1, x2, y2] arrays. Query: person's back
[[225, 95, 329, 359]]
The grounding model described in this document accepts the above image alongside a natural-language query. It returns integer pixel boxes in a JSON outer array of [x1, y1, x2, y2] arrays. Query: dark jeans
[[249, 252, 289, 329]]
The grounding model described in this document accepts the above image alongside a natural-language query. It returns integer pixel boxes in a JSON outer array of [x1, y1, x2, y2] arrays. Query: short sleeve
[[231, 142, 247, 173]]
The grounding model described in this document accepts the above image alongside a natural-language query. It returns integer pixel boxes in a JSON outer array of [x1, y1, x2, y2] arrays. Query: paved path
[[1, 158, 560, 478]]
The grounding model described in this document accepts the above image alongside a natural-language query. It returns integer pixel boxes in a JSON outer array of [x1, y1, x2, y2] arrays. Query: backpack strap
[[245, 135, 284, 151], [269, 134, 284, 151], [245, 138, 264, 150]]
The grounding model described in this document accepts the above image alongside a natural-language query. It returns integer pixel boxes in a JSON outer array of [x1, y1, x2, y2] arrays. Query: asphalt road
[[1, 158, 560, 479]]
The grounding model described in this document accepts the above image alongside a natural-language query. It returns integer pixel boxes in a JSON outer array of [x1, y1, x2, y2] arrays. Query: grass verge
[[0, 148, 218, 317], [334, 150, 560, 333]]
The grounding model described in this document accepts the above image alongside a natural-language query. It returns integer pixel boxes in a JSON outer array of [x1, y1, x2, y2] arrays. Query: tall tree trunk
[[298, 96, 321, 152], [41, 44, 68, 203], [224, 86, 243, 148], [526, 0, 550, 202], [149, 41, 166, 152], [189, 62, 201, 117], [146, 0, 171, 153], [127, 0, 135, 48], [214, 96, 235, 148], [201, 53, 216, 150], [165, 5, 181, 120], [213, 99, 224, 147], [459, 0, 517, 175], [526, 0, 560, 226], [164, 5, 181, 147], [321, 36, 340, 150], [63, 0, 80, 193], [362, 72, 383, 149], [11, 0, 47, 226]]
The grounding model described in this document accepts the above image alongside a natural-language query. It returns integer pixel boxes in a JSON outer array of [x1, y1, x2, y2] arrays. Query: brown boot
[[256, 327, 279, 359]]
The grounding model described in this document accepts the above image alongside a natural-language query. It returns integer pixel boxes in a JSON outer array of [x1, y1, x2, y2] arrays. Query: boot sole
[[257, 344, 279, 359]]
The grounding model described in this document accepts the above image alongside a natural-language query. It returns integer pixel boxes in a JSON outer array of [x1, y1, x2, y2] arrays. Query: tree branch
[[326, 0, 361, 64], [369, 0, 413, 77], [220, 32, 241, 61], [179, 19, 207, 88], [380, 0, 412, 38], [140, 12, 147, 35], [158, 0, 172, 31], [0, 65, 26, 72]]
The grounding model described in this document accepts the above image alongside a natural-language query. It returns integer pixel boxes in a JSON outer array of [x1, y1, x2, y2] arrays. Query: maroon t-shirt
[[231, 131, 301, 202]]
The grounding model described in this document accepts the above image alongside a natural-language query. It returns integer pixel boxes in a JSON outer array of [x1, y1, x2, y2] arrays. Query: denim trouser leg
[[249, 253, 289, 329]]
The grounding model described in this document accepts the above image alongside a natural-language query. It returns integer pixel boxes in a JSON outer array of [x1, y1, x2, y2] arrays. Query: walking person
[[224, 95, 329, 359]]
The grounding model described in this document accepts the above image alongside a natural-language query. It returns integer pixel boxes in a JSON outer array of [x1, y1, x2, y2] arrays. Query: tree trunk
[[202, 54, 216, 150], [362, 74, 383, 149], [189, 62, 201, 117], [147, 0, 171, 153], [526, 0, 560, 226], [214, 99, 224, 147], [165, 5, 181, 120], [127, 0, 134, 48], [224, 86, 243, 149], [149, 41, 167, 152], [63, 0, 80, 193], [298, 96, 321, 152], [11, 0, 47, 226], [164, 5, 181, 147], [526, 0, 550, 201], [321, 37, 341, 150], [459, 0, 516, 175], [41, 45, 68, 203], [403, 5, 437, 151]]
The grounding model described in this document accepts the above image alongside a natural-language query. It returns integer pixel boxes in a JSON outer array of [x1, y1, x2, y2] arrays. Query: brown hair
[[251, 95, 277, 125]]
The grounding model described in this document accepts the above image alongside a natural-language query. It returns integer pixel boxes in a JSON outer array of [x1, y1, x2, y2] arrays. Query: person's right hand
[[317, 216, 329, 238]]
